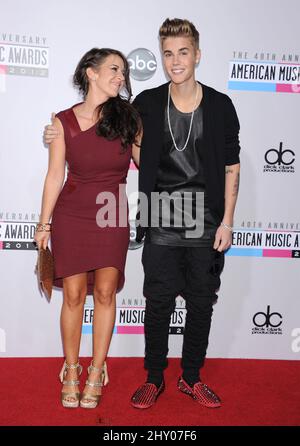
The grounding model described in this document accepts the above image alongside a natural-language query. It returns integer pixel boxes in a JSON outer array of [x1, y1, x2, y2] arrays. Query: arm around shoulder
[[47, 117, 66, 181], [44, 112, 61, 144]]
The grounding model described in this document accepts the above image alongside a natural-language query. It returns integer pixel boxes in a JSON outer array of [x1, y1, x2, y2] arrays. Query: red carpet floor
[[0, 358, 299, 426]]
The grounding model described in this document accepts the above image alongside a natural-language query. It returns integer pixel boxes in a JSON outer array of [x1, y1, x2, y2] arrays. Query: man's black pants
[[142, 243, 225, 379]]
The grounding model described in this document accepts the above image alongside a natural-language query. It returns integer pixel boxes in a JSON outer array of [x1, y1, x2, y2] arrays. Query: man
[[130, 18, 240, 409], [44, 18, 241, 410]]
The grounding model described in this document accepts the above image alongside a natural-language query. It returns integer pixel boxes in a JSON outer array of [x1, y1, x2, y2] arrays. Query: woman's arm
[[34, 117, 66, 248]]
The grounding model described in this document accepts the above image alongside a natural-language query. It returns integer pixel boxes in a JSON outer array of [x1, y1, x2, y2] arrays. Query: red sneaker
[[177, 376, 221, 408], [131, 381, 165, 409]]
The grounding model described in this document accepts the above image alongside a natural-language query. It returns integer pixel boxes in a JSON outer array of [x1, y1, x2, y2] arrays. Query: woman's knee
[[63, 287, 86, 309], [93, 286, 116, 306]]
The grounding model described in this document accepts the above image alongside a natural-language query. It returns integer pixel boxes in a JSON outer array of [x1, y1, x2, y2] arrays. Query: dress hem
[[53, 264, 125, 294]]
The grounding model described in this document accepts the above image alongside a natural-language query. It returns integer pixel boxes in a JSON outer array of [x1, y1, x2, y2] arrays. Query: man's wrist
[[220, 221, 233, 231]]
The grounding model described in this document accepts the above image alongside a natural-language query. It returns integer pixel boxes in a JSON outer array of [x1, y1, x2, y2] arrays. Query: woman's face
[[90, 54, 126, 99]]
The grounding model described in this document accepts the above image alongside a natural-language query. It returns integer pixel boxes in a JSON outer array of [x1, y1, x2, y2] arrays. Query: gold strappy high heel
[[59, 360, 83, 408], [80, 361, 109, 409]]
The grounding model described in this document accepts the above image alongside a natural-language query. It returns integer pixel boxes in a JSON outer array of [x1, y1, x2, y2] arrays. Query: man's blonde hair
[[159, 18, 200, 49]]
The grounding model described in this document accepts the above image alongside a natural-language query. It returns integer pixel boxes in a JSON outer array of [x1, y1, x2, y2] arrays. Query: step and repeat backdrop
[[0, 0, 299, 359]]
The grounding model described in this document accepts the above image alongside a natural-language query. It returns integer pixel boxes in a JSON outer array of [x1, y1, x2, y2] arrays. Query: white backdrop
[[0, 0, 299, 359]]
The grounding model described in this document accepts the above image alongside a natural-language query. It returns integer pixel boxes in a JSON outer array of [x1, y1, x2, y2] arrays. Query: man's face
[[161, 36, 200, 85]]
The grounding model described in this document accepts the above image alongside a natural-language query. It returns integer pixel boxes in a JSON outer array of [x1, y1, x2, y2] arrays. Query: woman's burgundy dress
[[51, 105, 131, 294]]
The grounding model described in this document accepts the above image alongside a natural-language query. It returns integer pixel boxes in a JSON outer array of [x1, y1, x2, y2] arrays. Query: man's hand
[[43, 112, 60, 144], [213, 224, 232, 252]]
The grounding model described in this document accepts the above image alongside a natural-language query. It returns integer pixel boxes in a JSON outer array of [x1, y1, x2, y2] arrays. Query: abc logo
[[127, 48, 157, 81]]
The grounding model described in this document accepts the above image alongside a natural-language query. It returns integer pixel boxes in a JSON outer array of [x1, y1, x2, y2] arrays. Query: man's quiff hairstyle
[[159, 18, 200, 49]]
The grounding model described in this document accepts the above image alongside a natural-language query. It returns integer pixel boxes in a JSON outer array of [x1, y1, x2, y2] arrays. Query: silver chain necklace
[[167, 82, 199, 152]]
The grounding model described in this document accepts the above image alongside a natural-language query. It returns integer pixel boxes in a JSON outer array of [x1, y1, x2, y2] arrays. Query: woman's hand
[[34, 223, 51, 249], [34, 228, 51, 250]]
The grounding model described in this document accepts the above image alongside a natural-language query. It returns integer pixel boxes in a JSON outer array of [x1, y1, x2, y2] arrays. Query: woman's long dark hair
[[73, 48, 140, 150]]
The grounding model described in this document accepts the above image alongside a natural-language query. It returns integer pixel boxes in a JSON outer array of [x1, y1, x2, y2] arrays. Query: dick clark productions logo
[[264, 142, 295, 173], [253, 305, 282, 328]]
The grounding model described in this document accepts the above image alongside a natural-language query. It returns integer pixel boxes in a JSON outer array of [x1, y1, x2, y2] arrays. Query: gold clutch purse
[[36, 247, 54, 300]]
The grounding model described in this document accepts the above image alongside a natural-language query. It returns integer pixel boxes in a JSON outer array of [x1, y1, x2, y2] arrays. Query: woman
[[34, 48, 141, 409]]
